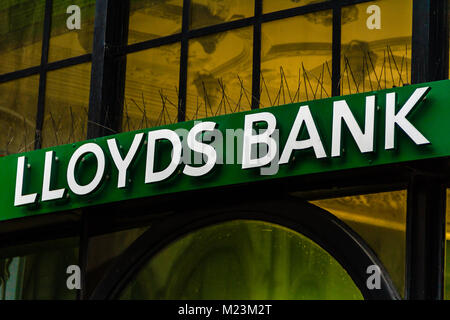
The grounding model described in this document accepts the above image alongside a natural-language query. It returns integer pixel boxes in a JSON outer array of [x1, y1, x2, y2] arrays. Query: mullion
[[177, 0, 190, 122], [332, 1, 341, 97], [251, 0, 262, 109], [34, 0, 53, 150]]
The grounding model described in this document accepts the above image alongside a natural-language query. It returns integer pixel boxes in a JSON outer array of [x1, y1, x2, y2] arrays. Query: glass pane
[[48, 0, 96, 62], [445, 189, 450, 300], [0, 76, 39, 156], [0, 0, 45, 74], [341, 0, 412, 95], [260, 12, 332, 108], [263, 0, 328, 14], [42, 63, 91, 148], [124, 43, 180, 131], [128, 0, 183, 45], [0, 237, 79, 300], [311, 190, 407, 297], [120, 220, 363, 299], [190, 0, 254, 30], [86, 226, 149, 296], [186, 27, 253, 121]]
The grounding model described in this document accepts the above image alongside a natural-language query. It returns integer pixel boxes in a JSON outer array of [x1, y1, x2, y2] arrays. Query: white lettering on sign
[[385, 87, 430, 150], [14, 157, 38, 206], [279, 105, 327, 164], [242, 112, 278, 169], [12, 87, 432, 207], [67, 143, 106, 195], [42, 151, 66, 201], [331, 95, 376, 157], [183, 121, 217, 177], [107, 133, 144, 188], [145, 129, 182, 183]]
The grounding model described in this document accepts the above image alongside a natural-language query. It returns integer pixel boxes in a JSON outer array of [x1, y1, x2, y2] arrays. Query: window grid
[[0, 0, 377, 150]]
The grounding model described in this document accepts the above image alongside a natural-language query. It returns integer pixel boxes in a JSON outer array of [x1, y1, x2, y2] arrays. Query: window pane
[[124, 43, 180, 131], [42, 63, 91, 148], [311, 190, 407, 297], [86, 227, 149, 296], [0, 0, 45, 74], [341, 0, 412, 95], [0, 237, 79, 300], [128, 0, 183, 45], [190, 0, 254, 30], [186, 27, 253, 121], [48, 0, 96, 62], [260, 12, 332, 108], [263, 0, 328, 14], [0, 76, 39, 156], [120, 220, 363, 299], [445, 189, 450, 299]]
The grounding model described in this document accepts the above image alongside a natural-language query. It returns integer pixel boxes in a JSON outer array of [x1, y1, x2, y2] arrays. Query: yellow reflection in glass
[[311, 190, 407, 297], [190, 0, 254, 30], [186, 27, 253, 121], [120, 220, 363, 299], [124, 43, 180, 131], [0, 76, 39, 155], [341, 0, 412, 95], [42, 63, 91, 148], [263, 0, 328, 14], [445, 189, 450, 300], [260, 12, 332, 108], [0, 1, 45, 74], [48, 0, 96, 62], [128, 0, 183, 45]]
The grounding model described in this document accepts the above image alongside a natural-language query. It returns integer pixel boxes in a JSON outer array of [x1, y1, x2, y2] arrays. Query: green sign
[[1, 80, 450, 221]]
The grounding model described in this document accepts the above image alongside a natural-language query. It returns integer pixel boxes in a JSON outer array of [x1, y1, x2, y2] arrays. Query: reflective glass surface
[[260, 12, 332, 108], [86, 227, 149, 296], [311, 190, 407, 297], [0, 0, 45, 74], [190, 0, 254, 30], [341, 0, 412, 95], [263, 0, 328, 14], [186, 27, 253, 120], [128, 0, 183, 45], [120, 220, 362, 299], [124, 43, 181, 131], [0, 76, 39, 155], [48, 0, 96, 62], [0, 237, 78, 300], [42, 63, 91, 148]]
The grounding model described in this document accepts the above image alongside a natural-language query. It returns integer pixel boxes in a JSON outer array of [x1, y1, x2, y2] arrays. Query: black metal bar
[[405, 0, 449, 300], [177, 0, 190, 122], [125, 34, 182, 55], [34, 0, 53, 150], [332, 1, 341, 97], [46, 54, 92, 71], [411, 0, 449, 84], [78, 212, 89, 300], [188, 16, 255, 39], [251, 0, 262, 109], [0, 66, 41, 84], [87, 0, 130, 139], [405, 173, 447, 300]]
